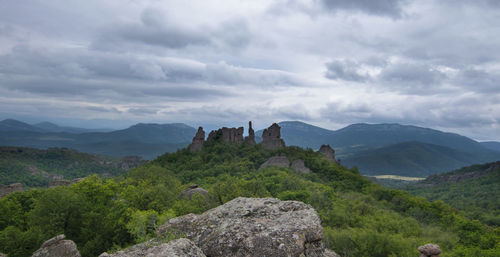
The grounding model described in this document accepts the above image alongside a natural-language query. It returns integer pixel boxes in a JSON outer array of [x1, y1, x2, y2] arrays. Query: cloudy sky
[[1, 0, 499, 140]]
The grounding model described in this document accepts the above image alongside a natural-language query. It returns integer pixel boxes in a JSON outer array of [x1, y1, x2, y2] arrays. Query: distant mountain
[[341, 141, 495, 177], [0, 119, 44, 132], [405, 161, 500, 226], [0, 120, 196, 159], [256, 121, 500, 176], [255, 121, 335, 148], [481, 141, 500, 152], [33, 121, 112, 133]]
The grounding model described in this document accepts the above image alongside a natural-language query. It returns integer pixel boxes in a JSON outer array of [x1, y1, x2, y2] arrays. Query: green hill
[[0, 146, 145, 188], [0, 140, 498, 256], [341, 142, 489, 177], [404, 162, 500, 226]]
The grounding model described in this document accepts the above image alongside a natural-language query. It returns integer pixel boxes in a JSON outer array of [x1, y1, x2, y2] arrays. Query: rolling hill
[[0, 119, 196, 159]]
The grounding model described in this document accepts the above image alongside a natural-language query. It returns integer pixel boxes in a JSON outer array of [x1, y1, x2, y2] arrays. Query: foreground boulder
[[32, 234, 80, 257], [99, 238, 206, 257], [418, 244, 441, 257], [158, 197, 334, 257]]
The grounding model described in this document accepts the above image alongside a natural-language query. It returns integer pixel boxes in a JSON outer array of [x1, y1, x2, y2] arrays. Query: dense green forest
[[0, 147, 134, 187], [404, 162, 500, 227], [0, 142, 499, 257]]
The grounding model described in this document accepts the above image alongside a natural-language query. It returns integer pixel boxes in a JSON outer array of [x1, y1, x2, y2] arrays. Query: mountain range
[[1, 118, 499, 176]]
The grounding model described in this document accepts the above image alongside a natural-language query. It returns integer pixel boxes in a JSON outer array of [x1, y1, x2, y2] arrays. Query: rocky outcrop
[[31, 234, 81, 257], [259, 156, 312, 174], [180, 185, 209, 200], [116, 156, 147, 170], [319, 145, 336, 163], [207, 127, 244, 144], [261, 123, 286, 150], [99, 238, 206, 257], [244, 121, 256, 145], [291, 159, 312, 174], [26, 165, 63, 180], [0, 253, 6, 257], [259, 156, 290, 169], [158, 197, 334, 257], [418, 244, 441, 257], [48, 178, 83, 188], [190, 127, 205, 152], [0, 183, 23, 198]]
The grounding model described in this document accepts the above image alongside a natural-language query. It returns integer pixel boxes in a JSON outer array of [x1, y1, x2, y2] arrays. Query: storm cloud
[[0, 0, 500, 141]]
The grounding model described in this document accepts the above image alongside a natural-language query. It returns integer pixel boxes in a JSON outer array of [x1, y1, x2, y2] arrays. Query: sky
[[0, 0, 499, 140]]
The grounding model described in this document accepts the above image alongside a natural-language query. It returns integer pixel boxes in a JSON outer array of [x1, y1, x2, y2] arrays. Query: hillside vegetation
[[0, 141, 498, 257], [404, 162, 500, 227], [0, 146, 143, 187]]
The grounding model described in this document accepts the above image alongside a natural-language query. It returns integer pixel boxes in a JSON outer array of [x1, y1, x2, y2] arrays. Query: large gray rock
[[418, 244, 441, 257], [259, 156, 290, 169], [244, 121, 256, 145], [158, 197, 331, 257], [0, 183, 23, 198], [99, 238, 206, 257], [0, 253, 7, 257], [291, 159, 312, 174], [261, 123, 285, 150], [190, 127, 205, 152], [207, 127, 244, 144], [319, 145, 336, 162], [32, 234, 81, 257]]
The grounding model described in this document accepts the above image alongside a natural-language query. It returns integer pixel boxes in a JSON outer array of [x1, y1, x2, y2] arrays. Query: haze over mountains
[[1, 119, 499, 176]]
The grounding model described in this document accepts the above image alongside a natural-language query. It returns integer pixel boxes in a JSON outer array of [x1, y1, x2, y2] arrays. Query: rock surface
[[158, 197, 332, 257], [0, 183, 23, 198], [291, 159, 312, 174], [48, 178, 83, 188], [244, 121, 256, 145], [418, 244, 441, 257], [259, 156, 290, 169], [180, 185, 209, 200], [116, 156, 147, 170], [207, 127, 244, 144], [261, 123, 285, 150], [190, 127, 205, 152], [99, 238, 206, 257], [31, 234, 81, 257], [319, 145, 336, 162]]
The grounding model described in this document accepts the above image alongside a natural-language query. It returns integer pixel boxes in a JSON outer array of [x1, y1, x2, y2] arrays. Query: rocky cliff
[[244, 121, 256, 145], [189, 127, 205, 152], [207, 127, 244, 144], [261, 123, 286, 150], [0, 183, 23, 198]]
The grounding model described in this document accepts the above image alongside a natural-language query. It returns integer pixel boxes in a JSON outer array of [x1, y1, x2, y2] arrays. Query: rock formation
[[259, 156, 290, 169], [116, 156, 147, 170], [319, 145, 336, 163], [190, 127, 205, 152], [261, 123, 285, 150], [158, 197, 336, 257], [48, 178, 83, 188], [99, 238, 206, 257], [31, 234, 81, 257], [207, 127, 244, 144], [179, 185, 209, 200], [291, 159, 312, 174], [0, 183, 23, 198], [417, 244, 441, 257], [244, 121, 256, 145], [0, 253, 6, 257]]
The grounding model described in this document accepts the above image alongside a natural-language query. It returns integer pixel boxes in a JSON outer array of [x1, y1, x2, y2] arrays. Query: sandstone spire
[[189, 127, 205, 152], [244, 121, 256, 145]]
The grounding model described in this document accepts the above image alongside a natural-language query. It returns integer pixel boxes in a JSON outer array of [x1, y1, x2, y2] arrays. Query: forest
[[1, 142, 499, 257]]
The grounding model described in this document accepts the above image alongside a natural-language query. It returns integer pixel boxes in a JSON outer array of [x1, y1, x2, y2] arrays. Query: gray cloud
[[320, 0, 408, 18], [377, 63, 448, 94], [324, 60, 371, 82]]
